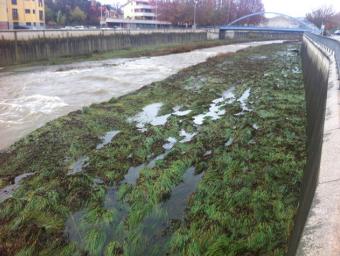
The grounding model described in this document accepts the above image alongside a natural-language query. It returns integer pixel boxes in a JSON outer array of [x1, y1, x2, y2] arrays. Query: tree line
[[44, 0, 340, 30], [306, 6, 340, 31], [154, 0, 265, 26], [45, 0, 121, 27]]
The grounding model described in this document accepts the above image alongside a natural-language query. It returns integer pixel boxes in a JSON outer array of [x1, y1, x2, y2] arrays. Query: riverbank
[[0, 42, 306, 255], [0, 41, 283, 151], [1, 40, 229, 70]]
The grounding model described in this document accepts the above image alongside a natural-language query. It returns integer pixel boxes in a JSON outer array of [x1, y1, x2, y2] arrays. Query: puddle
[[235, 88, 252, 116], [184, 76, 207, 91], [65, 150, 174, 251], [248, 55, 268, 61], [193, 86, 235, 125], [252, 124, 259, 130], [179, 130, 197, 143], [65, 188, 128, 254], [65, 181, 128, 253], [172, 106, 192, 117], [163, 167, 203, 219], [0, 172, 34, 203], [123, 164, 146, 185], [238, 88, 251, 112], [128, 103, 171, 132], [96, 130, 120, 150], [204, 150, 212, 156], [67, 156, 89, 175], [131, 167, 203, 254], [292, 66, 302, 74], [162, 137, 177, 150], [225, 137, 234, 147]]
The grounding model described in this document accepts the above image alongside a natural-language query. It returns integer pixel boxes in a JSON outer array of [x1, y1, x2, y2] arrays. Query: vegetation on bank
[[0, 42, 306, 255]]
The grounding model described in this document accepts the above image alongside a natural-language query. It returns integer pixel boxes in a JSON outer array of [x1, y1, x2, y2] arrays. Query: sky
[[99, 0, 340, 18], [262, 0, 339, 17]]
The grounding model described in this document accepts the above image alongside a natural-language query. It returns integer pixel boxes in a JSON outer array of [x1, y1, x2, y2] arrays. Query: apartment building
[[0, 0, 45, 29], [123, 0, 156, 21]]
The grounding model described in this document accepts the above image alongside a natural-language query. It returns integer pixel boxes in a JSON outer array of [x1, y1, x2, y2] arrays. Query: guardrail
[[0, 28, 207, 41], [305, 32, 340, 79]]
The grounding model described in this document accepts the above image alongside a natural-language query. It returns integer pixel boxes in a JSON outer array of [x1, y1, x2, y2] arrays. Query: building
[[105, 0, 170, 29], [122, 0, 156, 21], [0, 0, 45, 29], [105, 18, 171, 29]]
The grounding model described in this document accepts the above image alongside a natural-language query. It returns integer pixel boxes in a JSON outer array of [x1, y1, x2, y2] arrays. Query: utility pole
[[155, 0, 158, 29], [100, 5, 103, 28], [193, 0, 198, 30]]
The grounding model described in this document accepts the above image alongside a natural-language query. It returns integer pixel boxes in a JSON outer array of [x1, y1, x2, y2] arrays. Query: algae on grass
[[0, 42, 306, 256]]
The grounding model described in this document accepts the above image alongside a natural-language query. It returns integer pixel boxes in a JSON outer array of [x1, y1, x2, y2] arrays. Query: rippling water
[[0, 41, 283, 150]]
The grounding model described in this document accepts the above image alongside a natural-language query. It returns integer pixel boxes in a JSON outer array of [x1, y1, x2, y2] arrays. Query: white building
[[122, 0, 156, 20]]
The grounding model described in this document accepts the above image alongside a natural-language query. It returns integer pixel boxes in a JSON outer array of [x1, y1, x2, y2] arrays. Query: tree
[[70, 6, 87, 24], [306, 6, 336, 29], [155, 0, 265, 26]]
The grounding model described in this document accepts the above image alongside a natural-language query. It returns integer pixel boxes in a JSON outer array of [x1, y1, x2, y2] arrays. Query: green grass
[[0, 42, 306, 255]]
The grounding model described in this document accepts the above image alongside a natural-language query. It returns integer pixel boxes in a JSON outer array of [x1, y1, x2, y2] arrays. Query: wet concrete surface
[[0, 41, 284, 150]]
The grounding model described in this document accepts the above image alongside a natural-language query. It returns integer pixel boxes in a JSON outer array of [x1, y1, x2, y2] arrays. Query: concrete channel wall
[[219, 30, 303, 41], [287, 34, 340, 255], [0, 31, 207, 65]]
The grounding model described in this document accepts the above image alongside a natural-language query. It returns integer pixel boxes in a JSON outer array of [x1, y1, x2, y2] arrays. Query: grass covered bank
[[0, 42, 306, 255]]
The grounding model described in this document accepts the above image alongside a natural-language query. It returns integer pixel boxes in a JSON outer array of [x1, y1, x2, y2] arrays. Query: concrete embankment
[[219, 30, 302, 41], [288, 34, 340, 255], [0, 29, 300, 66], [0, 31, 207, 65]]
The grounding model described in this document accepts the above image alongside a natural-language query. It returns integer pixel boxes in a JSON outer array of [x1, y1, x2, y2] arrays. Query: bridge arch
[[227, 11, 319, 33]]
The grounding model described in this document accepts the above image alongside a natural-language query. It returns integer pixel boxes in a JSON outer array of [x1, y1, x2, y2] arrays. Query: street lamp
[[193, 0, 198, 30]]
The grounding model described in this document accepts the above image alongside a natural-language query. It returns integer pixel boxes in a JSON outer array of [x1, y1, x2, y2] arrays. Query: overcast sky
[[99, 0, 340, 18], [262, 0, 339, 17]]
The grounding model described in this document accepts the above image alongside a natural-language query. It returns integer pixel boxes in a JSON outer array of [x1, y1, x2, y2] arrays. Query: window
[[26, 22, 31, 26], [40, 22, 44, 26], [11, 0, 17, 5], [33, 10, 35, 14], [38, 0, 42, 7], [33, 22, 36, 26], [25, 9, 30, 14], [12, 9, 18, 20], [39, 10, 43, 20]]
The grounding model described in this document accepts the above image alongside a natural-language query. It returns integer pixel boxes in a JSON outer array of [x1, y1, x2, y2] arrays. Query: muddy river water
[[0, 40, 283, 150]]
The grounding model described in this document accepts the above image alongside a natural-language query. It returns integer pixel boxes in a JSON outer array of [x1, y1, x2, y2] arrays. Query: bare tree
[[155, 0, 264, 26], [306, 6, 336, 29]]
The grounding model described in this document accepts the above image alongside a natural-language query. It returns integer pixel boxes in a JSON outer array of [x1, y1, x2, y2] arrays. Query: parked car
[[334, 30, 340, 35]]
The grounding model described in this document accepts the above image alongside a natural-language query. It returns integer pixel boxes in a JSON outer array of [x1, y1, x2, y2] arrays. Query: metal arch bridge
[[220, 11, 320, 34]]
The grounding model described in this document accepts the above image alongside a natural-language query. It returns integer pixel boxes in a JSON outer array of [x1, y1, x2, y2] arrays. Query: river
[[0, 40, 283, 150]]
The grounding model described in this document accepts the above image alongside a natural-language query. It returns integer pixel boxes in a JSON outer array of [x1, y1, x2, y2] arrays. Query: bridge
[[219, 11, 321, 40]]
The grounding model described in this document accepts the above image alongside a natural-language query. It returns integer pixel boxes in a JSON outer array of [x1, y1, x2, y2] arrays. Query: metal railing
[[305, 32, 340, 79]]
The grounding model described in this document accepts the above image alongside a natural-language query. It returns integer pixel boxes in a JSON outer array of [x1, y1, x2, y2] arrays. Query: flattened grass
[[0, 42, 306, 255]]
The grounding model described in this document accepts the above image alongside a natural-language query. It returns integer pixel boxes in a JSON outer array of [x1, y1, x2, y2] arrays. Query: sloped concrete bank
[[0, 32, 207, 66], [288, 35, 340, 255]]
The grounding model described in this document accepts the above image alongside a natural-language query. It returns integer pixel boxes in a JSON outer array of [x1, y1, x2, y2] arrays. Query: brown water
[[0, 41, 283, 150]]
